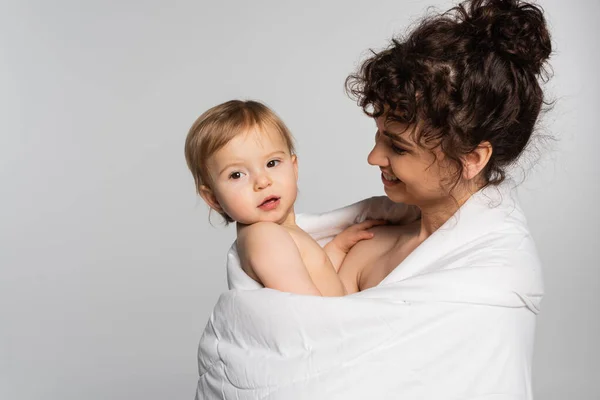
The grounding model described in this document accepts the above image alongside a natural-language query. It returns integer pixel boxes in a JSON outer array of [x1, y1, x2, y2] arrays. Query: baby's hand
[[330, 219, 386, 254]]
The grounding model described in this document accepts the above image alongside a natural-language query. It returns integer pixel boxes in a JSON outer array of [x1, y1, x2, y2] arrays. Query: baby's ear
[[291, 154, 298, 181], [198, 185, 223, 212]]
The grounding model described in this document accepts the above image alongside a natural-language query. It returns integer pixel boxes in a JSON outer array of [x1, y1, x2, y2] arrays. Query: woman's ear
[[198, 185, 223, 213], [462, 142, 493, 180], [292, 154, 298, 181]]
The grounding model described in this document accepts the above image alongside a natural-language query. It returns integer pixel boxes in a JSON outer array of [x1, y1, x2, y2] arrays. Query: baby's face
[[205, 125, 298, 225]]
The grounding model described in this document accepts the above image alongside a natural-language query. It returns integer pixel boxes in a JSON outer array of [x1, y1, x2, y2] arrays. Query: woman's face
[[368, 116, 458, 208]]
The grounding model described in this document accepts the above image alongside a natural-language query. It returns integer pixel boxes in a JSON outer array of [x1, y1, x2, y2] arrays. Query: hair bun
[[466, 0, 551, 74]]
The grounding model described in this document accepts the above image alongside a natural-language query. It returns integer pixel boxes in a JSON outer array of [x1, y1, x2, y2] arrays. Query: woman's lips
[[258, 197, 280, 211], [381, 173, 401, 187]]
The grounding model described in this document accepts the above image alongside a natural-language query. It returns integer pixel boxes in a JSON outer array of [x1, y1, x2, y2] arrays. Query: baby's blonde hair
[[184, 100, 296, 223]]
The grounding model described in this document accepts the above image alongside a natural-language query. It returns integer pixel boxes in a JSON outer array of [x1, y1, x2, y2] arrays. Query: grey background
[[1, 0, 598, 399]]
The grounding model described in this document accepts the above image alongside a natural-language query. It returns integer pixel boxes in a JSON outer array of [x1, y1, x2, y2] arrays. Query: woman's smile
[[381, 170, 401, 187]]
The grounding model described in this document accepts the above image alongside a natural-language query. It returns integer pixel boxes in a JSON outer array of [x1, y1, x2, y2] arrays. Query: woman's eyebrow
[[382, 130, 413, 147]]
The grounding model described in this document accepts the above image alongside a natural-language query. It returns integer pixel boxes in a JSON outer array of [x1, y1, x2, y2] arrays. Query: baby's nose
[[254, 174, 272, 191]]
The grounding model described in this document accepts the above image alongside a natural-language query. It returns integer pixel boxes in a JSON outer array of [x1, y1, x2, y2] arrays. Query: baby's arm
[[323, 219, 386, 272], [237, 222, 322, 296]]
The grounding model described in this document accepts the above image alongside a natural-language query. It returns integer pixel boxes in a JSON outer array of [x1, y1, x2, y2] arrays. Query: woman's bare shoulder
[[368, 220, 420, 244], [338, 221, 419, 293]]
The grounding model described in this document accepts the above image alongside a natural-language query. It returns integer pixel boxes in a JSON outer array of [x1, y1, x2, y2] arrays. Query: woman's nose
[[254, 173, 272, 191], [367, 137, 388, 167]]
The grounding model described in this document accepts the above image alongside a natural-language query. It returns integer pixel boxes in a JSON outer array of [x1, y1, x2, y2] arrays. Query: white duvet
[[196, 183, 543, 400]]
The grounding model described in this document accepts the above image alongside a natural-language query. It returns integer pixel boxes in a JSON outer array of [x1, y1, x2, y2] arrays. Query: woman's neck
[[416, 186, 478, 241]]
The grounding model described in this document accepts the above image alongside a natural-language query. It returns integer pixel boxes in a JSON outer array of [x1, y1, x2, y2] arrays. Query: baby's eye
[[229, 171, 245, 180], [266, 159, 281, 168]]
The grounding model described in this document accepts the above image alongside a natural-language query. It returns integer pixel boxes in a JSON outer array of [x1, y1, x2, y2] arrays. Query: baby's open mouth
[[258, 196, 280, 207]]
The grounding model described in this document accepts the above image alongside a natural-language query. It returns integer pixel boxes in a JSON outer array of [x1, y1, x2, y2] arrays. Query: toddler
[[184, 100, 382, 296]]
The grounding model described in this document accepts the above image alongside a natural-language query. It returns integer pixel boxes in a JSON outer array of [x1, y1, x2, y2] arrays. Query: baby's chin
[[236, 213, 287, 226]]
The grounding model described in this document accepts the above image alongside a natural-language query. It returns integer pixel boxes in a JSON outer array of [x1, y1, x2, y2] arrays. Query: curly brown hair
[[346, 0, 552, 187]]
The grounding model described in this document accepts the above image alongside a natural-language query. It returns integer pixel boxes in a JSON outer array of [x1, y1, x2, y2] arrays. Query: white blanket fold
[[196, 184, 543, 400]]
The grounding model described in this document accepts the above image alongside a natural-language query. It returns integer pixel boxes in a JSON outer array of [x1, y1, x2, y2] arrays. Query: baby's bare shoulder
[[237, 222, 299, 259], [238, 222, 288, 243]]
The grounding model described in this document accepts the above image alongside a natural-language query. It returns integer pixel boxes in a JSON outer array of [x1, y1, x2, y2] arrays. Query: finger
[[354, 219, 387, 230], [349, 231, 375, 243]]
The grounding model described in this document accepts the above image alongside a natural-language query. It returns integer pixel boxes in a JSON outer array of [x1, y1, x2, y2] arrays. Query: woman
[[339, 0, 551, 292], [196, 0, 551, 398]]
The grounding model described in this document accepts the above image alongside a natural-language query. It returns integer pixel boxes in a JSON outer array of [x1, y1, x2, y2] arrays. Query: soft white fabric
[[196, 183, 543, 400]]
